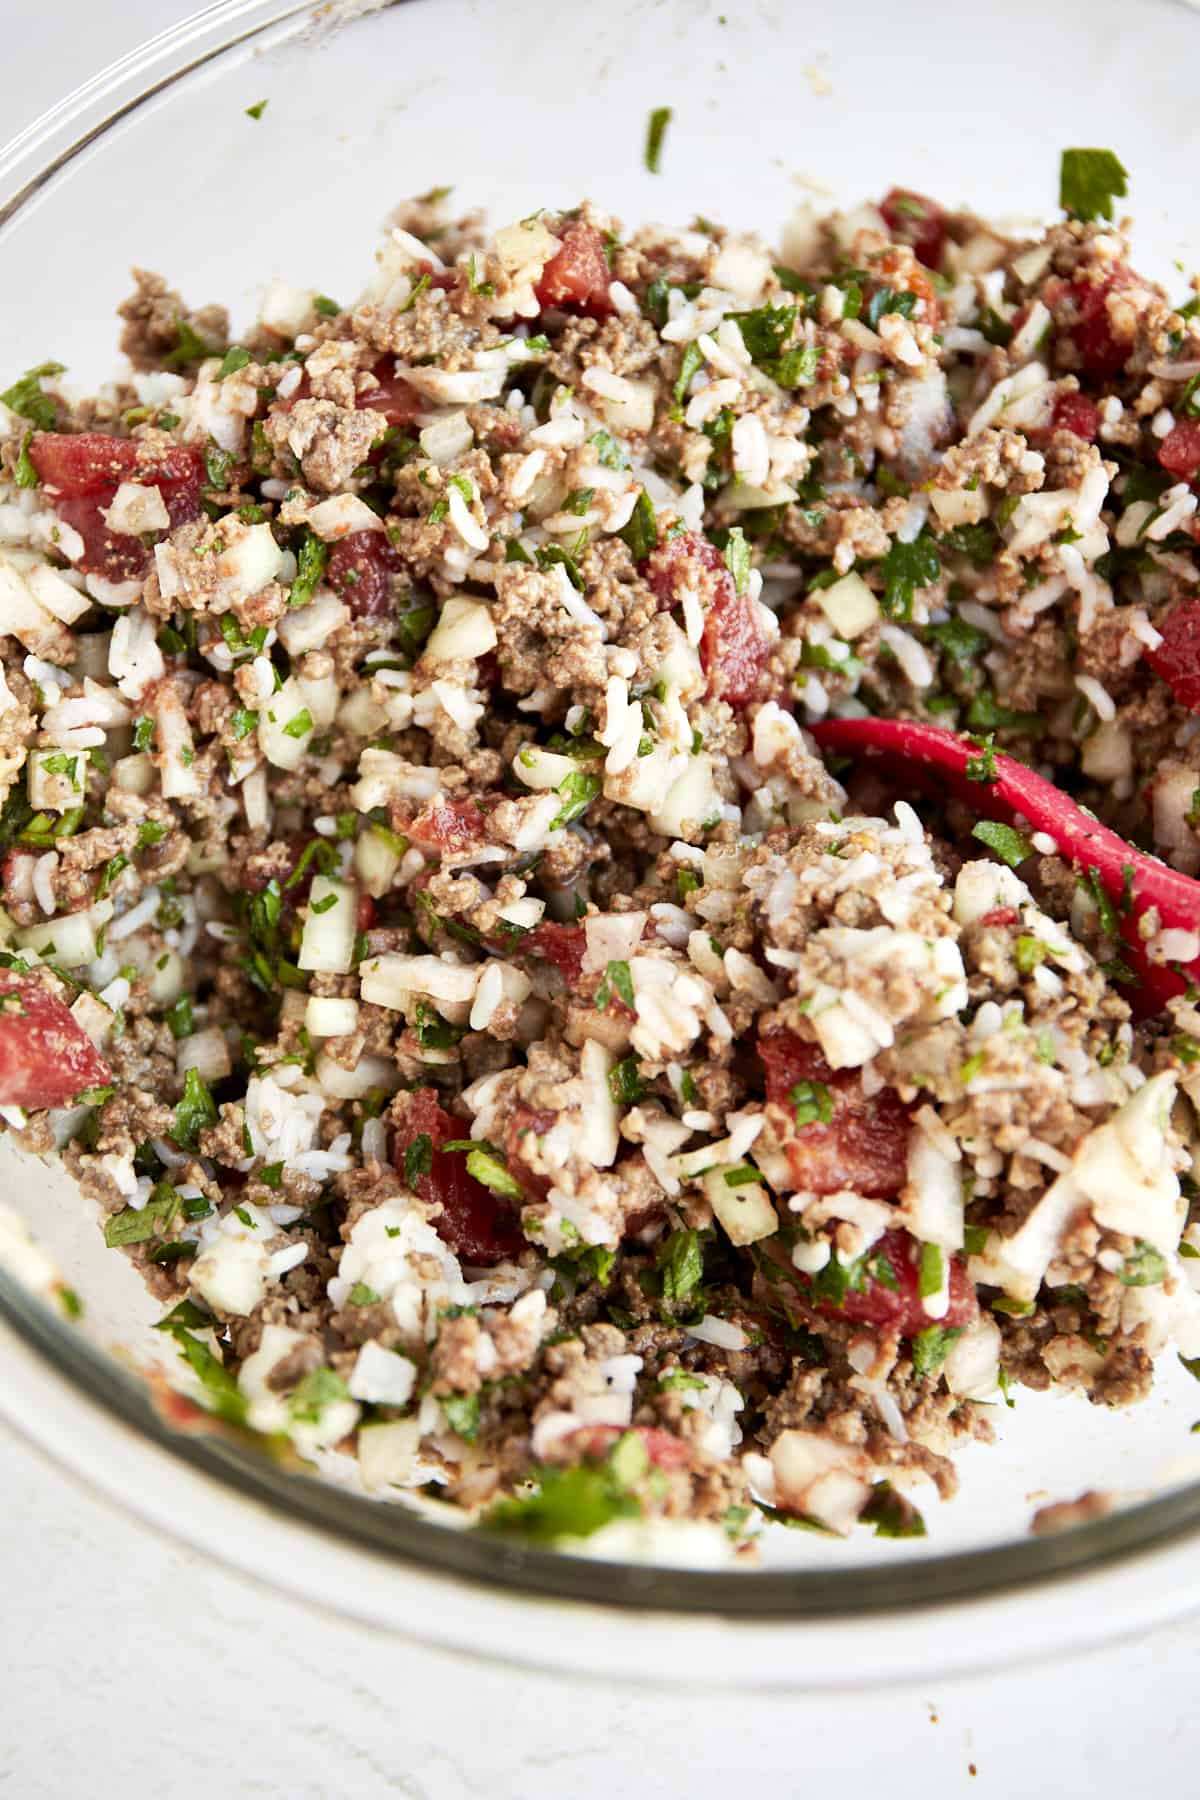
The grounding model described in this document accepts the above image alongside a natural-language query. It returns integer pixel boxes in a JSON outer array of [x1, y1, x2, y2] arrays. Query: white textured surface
[[4, 3, 1200, 1791], [3, 1422, 1200, 1796]]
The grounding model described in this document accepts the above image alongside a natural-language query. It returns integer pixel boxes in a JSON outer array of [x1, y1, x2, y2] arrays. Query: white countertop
[[6, 1420, 1200, 1796], [4, 6, 1200, 1793]]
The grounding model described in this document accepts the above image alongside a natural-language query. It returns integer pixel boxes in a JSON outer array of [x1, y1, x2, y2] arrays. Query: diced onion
[[305, 994, 360, 1037], [297, 877, 358, 974], [813, 571, 879, 639]]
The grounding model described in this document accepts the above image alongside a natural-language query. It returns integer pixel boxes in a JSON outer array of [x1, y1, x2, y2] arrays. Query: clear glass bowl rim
[[3, 0, 1200, 1624]]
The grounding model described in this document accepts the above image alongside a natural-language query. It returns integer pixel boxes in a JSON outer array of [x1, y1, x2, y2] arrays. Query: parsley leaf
[[608, 1055, 645, 1105], [163, 1324, 246, 1424], [658, 1228, 705, 1309], [866, 286, 918, 328], [13, 431, 38, 489], [880, 531, 940, 621], [216, 346, 252, 381], [1060, 147, 1129, 223], [290, 1367, 351, 1423], [644, 105, 672, 174], [620, 490, 658, 562], [722, 525, 751, 595], [1119, 1240, 1167, 1288], [911, 1324, 964, 1379], [442, 1391, 481, 1441], [971, 819, 1033, 869], [404, 1132, 433, 1185], [289, 527, 327, 608], [550, 769, 601, 831], [789, 1080, 833, 1127], [483, 1463, 639, 1544], [860, 1480, 927, 1539], [595, 958, 635, 1011], [0, 361, 65, 430], [464, 1145, 524, 1203], [172, 1067, 217, 1150]]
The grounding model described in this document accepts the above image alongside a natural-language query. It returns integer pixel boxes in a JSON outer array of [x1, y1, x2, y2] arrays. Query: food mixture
[[4, 147, 1200, 1547]]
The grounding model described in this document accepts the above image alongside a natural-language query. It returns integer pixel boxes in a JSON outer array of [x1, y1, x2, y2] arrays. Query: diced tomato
[[524, 921, 587, 986], [409, 796, 486, 852], [1066, 267, 1134, 381], [642, 530, 728, 609], [1158, 420, 1200, 485], [802, 1227, 977, 1336], [1051, 393, 1100, 441], [30, 433, 138, 496], [393, 1087, 524, 1265], [979, 907, 1018, 927], [563, 1424, 692, 1470], [759, 1030, 910, 1198], [327, 530, 401, 619], [535, 224, 612, 319], [879, 188, 947, 271], [1146, 596, 1200, 711], [643, 531, 770, 708], [0, 972, 112, 1111], [29, 431, 204, 582], [702, 584, 772, 707], [359, 356, 422, 428], [504, 1103, 556, 1202]]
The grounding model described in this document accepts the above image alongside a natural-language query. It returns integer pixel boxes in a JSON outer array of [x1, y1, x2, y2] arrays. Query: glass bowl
[[5, 0, 1200, 1688]]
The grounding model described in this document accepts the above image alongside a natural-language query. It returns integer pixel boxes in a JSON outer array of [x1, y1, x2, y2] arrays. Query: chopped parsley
[[674, 340, 704, 404], [216, 345, 252, 381], [964, 734, 998, 783], [866, 286, 918, 329], [911, 1324, 963, 1378], [103, 1182, 178, 1247], [442, 1392, 480, 1441], [13, 431, 38, 488], [658, 1228, 705, 1310], [404, 1132, 433, 1185], [722, 525, 751, 596], [290, 1367, 351, 1423], [1059, 147, 1129, 223], [289, 527, 327, 608], [0, 361, 65, 430], [595, 959, 635, 1011], [608, 1055, 646, 1105], [157, 1315, 246, 1425], [172, 1067, 218, 1150], [1079, 866, 1119, 938], [164, 995, 194, 1040], [619, 490, 658, 562], [282, 707, 314, 741], [483, 1460, 640, 1544], [860, 1480, 927, 1539], [550, 769, 601, 831], [789, 1079, 833, 1128], [644, 105, 672, 174], [464, 1145, 524, 1203], [245, 98, 269, 120], [1119, 1241, 1168, 1288], [918, 1242, 945, 1299], [879, 531, 940, 621], [971, 819, 1033, 869]]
